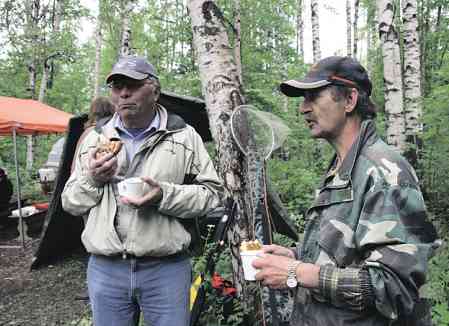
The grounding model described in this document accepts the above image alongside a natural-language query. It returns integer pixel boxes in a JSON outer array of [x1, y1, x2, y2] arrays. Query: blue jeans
[[87, 254, 191, 326]]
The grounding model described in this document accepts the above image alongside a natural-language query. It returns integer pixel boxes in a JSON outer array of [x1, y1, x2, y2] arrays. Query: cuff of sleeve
[[319, 264, 374, 311], [83, 174, 105, 188], [360, 268, 376, 308], [319, 264, 339, 302], [157, 181, 173, 211]]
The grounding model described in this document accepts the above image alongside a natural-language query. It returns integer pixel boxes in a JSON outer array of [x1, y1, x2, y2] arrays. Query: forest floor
[[0, 219, 90, 326]]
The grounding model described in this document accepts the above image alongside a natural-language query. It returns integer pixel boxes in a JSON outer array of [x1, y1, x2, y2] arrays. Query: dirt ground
[[0, 219, 90, 326]]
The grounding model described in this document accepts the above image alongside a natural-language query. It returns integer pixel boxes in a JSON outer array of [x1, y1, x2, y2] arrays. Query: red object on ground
[[211, 272, 237, 297], [211, 272, 224, 289], [33, 202, 49, 210]]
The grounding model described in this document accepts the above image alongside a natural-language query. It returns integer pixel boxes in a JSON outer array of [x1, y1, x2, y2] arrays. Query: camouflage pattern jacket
[[291, 120, 437, 326]]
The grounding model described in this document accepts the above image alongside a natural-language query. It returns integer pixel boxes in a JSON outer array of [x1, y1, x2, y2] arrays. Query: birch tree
[[188, 0, 265, 323], [119, 1, 134, 57], [234, 0, 243, 85], [353, 0, 360, 58], [38, 0, 62, 102], [346, 0, 352, 56], [93, 1, 103, 98], [402, 0, 422, 162], [311, 0, 321, 62], [296, 0, 304, 58], [25, 0, 41, 171], [377, 0, 405, 152]]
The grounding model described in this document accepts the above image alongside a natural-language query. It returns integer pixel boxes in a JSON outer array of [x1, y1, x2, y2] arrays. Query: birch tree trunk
[[296, 0, 304, 58], [188, 1, 266, 324], [93, 2, 103, 99], [346, 0, 352, 56], [311, 0, 321, 62], [25, 0, 40, 171], [234, 0, 243, 85], [38, 59, 50, 102], [377, 0, 405, 152], [38, 0, 62, 103], [353, 0, 360, 58], [402, 0, 422, 165], [119, 1, 134, 57]]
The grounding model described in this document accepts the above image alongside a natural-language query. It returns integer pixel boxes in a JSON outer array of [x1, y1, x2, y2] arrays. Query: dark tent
[[31, 92, 297, 269]]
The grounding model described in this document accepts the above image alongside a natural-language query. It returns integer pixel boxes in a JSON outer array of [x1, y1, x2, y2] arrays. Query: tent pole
[[12, 128, 25, 248]]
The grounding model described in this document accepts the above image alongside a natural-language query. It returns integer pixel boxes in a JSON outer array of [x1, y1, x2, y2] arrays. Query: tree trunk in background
[[353, 0, 360, 58], [367, 2, 378, 74], [38, 0, 62, 103], [25, 0, 41, 171], [311, 0, 321, 62], [402, 0, 422, 166], [25, 0, 39, 100], [420, 0, 430, 96], [38, 59, 50, 102], [188, 0, 265, 324], [346, 0, 352, 56], [119, 1, 134, 57], [296, 0, 304, 58], [377, 0, 405, 152], [234, 0, 243, 85], [93, 1, 103, 99]]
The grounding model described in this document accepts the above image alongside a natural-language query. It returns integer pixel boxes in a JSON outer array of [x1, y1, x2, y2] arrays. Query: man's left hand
[[120, 176, 163, 208]]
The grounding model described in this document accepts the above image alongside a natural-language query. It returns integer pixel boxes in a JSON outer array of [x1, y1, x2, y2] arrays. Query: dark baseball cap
[[106, 56, 158, 84], [280, 56, 372, 97]]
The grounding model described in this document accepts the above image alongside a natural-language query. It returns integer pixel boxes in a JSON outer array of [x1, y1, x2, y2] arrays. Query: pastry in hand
[[96, 137, 123, 159], [240, 239, 262, 252]]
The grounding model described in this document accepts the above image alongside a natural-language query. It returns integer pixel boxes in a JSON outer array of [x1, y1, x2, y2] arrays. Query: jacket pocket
[[315, 187, 359, 267]]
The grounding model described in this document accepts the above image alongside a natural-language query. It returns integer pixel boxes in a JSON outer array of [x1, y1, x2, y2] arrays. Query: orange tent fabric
[[0, 96, 72, 135]]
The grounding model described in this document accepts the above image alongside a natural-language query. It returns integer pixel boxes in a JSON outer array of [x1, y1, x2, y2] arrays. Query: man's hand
[[120, 176, 162, 208], [262, 244, 296, 258], [253, 254, 320, 289], [253, 253, 292, 289], [88, 148, 118, 184]]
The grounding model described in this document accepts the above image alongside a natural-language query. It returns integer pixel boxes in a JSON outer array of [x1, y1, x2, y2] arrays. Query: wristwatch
[[286, 260, 302, 288]]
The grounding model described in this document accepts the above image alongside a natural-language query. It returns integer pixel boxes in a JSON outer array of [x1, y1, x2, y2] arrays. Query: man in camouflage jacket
[[253, 56, 437, 326]]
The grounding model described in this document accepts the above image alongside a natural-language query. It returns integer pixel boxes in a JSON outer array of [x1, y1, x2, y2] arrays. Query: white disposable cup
[[240, 250, 262, 281], [38, 168, 56, 182], [117, 177, 146, 197]]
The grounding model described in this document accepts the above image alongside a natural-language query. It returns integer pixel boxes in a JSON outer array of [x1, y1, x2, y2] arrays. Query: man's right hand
[[262, 244, 296, 259], [88, 148, 118, 185]]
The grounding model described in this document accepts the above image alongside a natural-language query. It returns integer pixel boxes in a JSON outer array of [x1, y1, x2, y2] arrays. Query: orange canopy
[[0, 96, 72, 136]]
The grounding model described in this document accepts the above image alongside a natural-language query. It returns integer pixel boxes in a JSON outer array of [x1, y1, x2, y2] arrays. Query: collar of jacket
[[319, 119, 378, 189], [98, 103, 187, 138]]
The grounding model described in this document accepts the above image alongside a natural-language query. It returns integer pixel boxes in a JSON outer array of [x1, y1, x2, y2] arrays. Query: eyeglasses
[[108, 76, 157, 92]]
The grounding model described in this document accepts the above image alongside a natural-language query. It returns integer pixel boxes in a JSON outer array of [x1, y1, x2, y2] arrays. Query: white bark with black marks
[[353, 0, 360, 58], [402, 0, 422, 137], [188, 0, 265, 321], [297, 0, 304, 58], [93, 2, 103, 99], [377, 0, 405, 152], [120, 1, 134, 57], [234, 0, 243, 85], [311, 0, 321, 62], [346, 0, 352, 56]]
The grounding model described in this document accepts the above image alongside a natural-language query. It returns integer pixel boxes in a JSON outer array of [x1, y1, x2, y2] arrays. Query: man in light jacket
[[253, 56, 437, 326], [62, 56, 222, 326]]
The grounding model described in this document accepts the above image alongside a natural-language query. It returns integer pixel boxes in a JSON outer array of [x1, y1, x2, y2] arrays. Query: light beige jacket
[[62, 106, 222, 257]]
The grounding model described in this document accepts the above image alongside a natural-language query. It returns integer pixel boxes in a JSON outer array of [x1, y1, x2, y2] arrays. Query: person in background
[[85, 96, 116, 128], [71, 97, 116, 174], [62, 56, 222, 326], [253, 56, 437, 326], [0, 168, 13, 212]]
